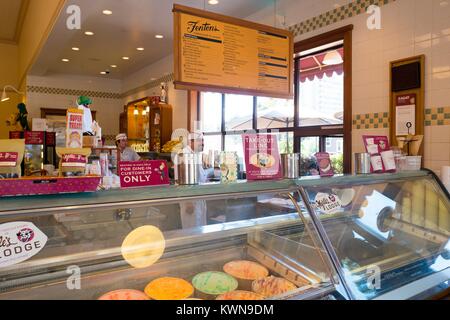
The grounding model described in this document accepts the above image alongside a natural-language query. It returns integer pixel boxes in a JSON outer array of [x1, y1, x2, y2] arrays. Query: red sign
[[242, 134, 282, 181], [396, 93, 416, 106], [25, 131, 45, 145], [119, 160, 170, 189], [9, 131, 23, 139], [61, 154, 87, 167], [0, 152, 19, 167], [46, 132, 56, 146]]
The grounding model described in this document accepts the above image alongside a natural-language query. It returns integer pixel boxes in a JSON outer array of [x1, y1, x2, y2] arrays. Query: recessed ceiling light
[[137, 47, 145, 51], [155, 35, 164, 39], [72, 47, 80, 51], [100, 71, 107, 75], [85, 31, 94, 36], [122, 56, 130, 60], [208, 0, 219, 5], [102, 10, 113, 15], [111, 65, 117, 68], [62, 58, 69, 62]]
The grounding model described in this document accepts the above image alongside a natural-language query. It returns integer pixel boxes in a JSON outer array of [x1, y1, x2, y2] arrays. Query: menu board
[[173, 5, 294, 99]]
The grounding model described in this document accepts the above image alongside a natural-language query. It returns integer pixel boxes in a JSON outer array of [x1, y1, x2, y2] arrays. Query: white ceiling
[[0, 0, 27, 43], [30, 0, 275, 79]]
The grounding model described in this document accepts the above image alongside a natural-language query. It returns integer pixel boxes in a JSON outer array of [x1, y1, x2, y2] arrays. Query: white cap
[[116, 133, 127, 141]]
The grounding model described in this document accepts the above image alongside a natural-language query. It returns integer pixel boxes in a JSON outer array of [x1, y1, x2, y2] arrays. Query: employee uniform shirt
[[120, 147, 141, 162], [78, 105, 93, 133]]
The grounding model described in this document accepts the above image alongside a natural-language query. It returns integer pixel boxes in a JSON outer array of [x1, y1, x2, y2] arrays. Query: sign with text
[[0, 152, 19, 167], [315, 152, 334, 177], [0, 221, 48, 268], [243, 134, 282, 181], [396, 93, 416, 136], [66, 108, 83, 149], [119, 160, 170, 189], [25, 131, 45, 145], [173, 4, 294, 99]]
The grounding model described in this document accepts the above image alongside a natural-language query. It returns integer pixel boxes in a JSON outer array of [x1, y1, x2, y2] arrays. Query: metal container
[[281, 153, 300, 179], [354, 153, 371, 174], [176, 153, 200, 185]]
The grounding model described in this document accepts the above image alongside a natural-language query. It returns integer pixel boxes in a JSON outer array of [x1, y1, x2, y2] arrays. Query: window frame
[[194, 25, 353, 173]]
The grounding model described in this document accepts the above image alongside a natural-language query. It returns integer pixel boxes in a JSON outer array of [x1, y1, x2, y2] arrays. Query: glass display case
[[0, 171, 448, 300]]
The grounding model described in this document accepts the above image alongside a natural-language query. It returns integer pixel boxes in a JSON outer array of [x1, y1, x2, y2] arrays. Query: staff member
[[115, 133, 141, 161]]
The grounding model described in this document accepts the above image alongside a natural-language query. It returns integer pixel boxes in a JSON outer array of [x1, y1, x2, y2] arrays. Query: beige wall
[[26, 75, 124, 136], [18, 0, 65, 88], [0, 43, 20, 139]]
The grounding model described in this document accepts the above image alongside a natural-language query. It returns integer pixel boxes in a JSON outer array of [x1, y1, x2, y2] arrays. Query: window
[[197, 26, 353, 175]]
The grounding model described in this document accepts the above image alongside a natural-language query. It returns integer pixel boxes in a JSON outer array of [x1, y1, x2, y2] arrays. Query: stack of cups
[[441, 166, 450, 192]]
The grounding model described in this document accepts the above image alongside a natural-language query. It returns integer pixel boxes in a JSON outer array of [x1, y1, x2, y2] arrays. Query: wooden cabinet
[[119, 97, 173, 152], [149, 103, 173, 152]]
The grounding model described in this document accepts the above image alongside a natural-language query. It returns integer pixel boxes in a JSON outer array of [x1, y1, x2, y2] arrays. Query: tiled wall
[[277, 0, 450, 176]]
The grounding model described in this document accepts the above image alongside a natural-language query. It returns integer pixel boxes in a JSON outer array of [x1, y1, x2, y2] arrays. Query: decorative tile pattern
[[425, 107, 450, 126], [27, 86, 122, 100], [121, 73, 175, 99], [353, 112, 390, 129], [288, 0, 397, 36], [103, 134, 116, 145]]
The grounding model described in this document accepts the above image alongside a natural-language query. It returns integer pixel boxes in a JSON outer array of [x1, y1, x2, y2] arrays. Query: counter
[[0, 170, 448, 300]]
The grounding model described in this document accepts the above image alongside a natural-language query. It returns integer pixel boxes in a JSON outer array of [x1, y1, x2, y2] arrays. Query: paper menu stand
[[362, 135, 396, 173]]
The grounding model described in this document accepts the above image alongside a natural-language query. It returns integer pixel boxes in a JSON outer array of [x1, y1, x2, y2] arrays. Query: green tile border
[[288, 0, 397, 37]]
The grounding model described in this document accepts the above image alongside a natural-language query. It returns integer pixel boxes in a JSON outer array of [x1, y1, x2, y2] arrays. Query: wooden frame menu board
[[173, 4, 294, 99]]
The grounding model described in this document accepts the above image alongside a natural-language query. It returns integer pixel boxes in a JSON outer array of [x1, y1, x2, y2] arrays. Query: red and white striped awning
[[299, 48, 344, 83]]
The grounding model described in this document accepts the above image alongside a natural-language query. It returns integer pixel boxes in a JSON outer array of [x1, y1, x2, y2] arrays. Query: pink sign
[[25, 131, 45, 145], [0, 152, 19, 167], [242, 134, 282, 181], [362, 135, 396, 173], [315, 152, 334, 177], [119, 160, 170, 189], [61, 154, 87, 167]]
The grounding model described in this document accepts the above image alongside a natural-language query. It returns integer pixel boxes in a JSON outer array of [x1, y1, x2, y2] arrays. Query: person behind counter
[[115, 133, 141, 161]]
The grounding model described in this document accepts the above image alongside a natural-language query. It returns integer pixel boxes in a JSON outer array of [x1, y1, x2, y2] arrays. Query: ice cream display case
[[0, 171, 448, 300], [0, 180, 339, 300]]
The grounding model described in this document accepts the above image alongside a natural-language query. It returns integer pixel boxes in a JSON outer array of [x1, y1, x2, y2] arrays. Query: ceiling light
[[122, 56, 130, 60], [62, 58, 70, 62], [1, 85, 24, 103], [137, 47, 145, 51], [111, 65, 117, 68], [102, 10, 113, 15], [322, 50, 343, 65], [208, 0, 219, 5], [155, 35, 164, 39], [100, 71, 107, 75], [85, 31, 94, 36], [72, 47, 80, 51]]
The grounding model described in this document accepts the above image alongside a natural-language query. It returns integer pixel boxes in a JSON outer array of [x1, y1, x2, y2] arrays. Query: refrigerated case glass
[[299, 171, 450, 300], [0, 181, 337, 300]]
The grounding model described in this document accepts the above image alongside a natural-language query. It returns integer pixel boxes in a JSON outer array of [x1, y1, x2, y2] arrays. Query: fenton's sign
[[187, 21, 220, 33]]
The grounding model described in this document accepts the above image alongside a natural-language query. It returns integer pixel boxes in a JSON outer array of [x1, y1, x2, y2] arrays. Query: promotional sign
[[0, 222, 48, 268], [119, 160, 170, 189], [242, 134, 282, 180], [0, 152, 18, 167], [66, 108, 84, 148], [61, 154, 87, 168], [314, 193, 342, 215], [363, 135, 396, 173], [315, 152, 334, 177], [396, 94, 416, 136], [24, 131, 45, 145], [45, 132, 56, 147], [173, 4, 294, 98], [220, 152, 238, 183]]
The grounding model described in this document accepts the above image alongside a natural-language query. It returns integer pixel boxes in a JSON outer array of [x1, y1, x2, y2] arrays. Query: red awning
[[299, 48, 344, 83]]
